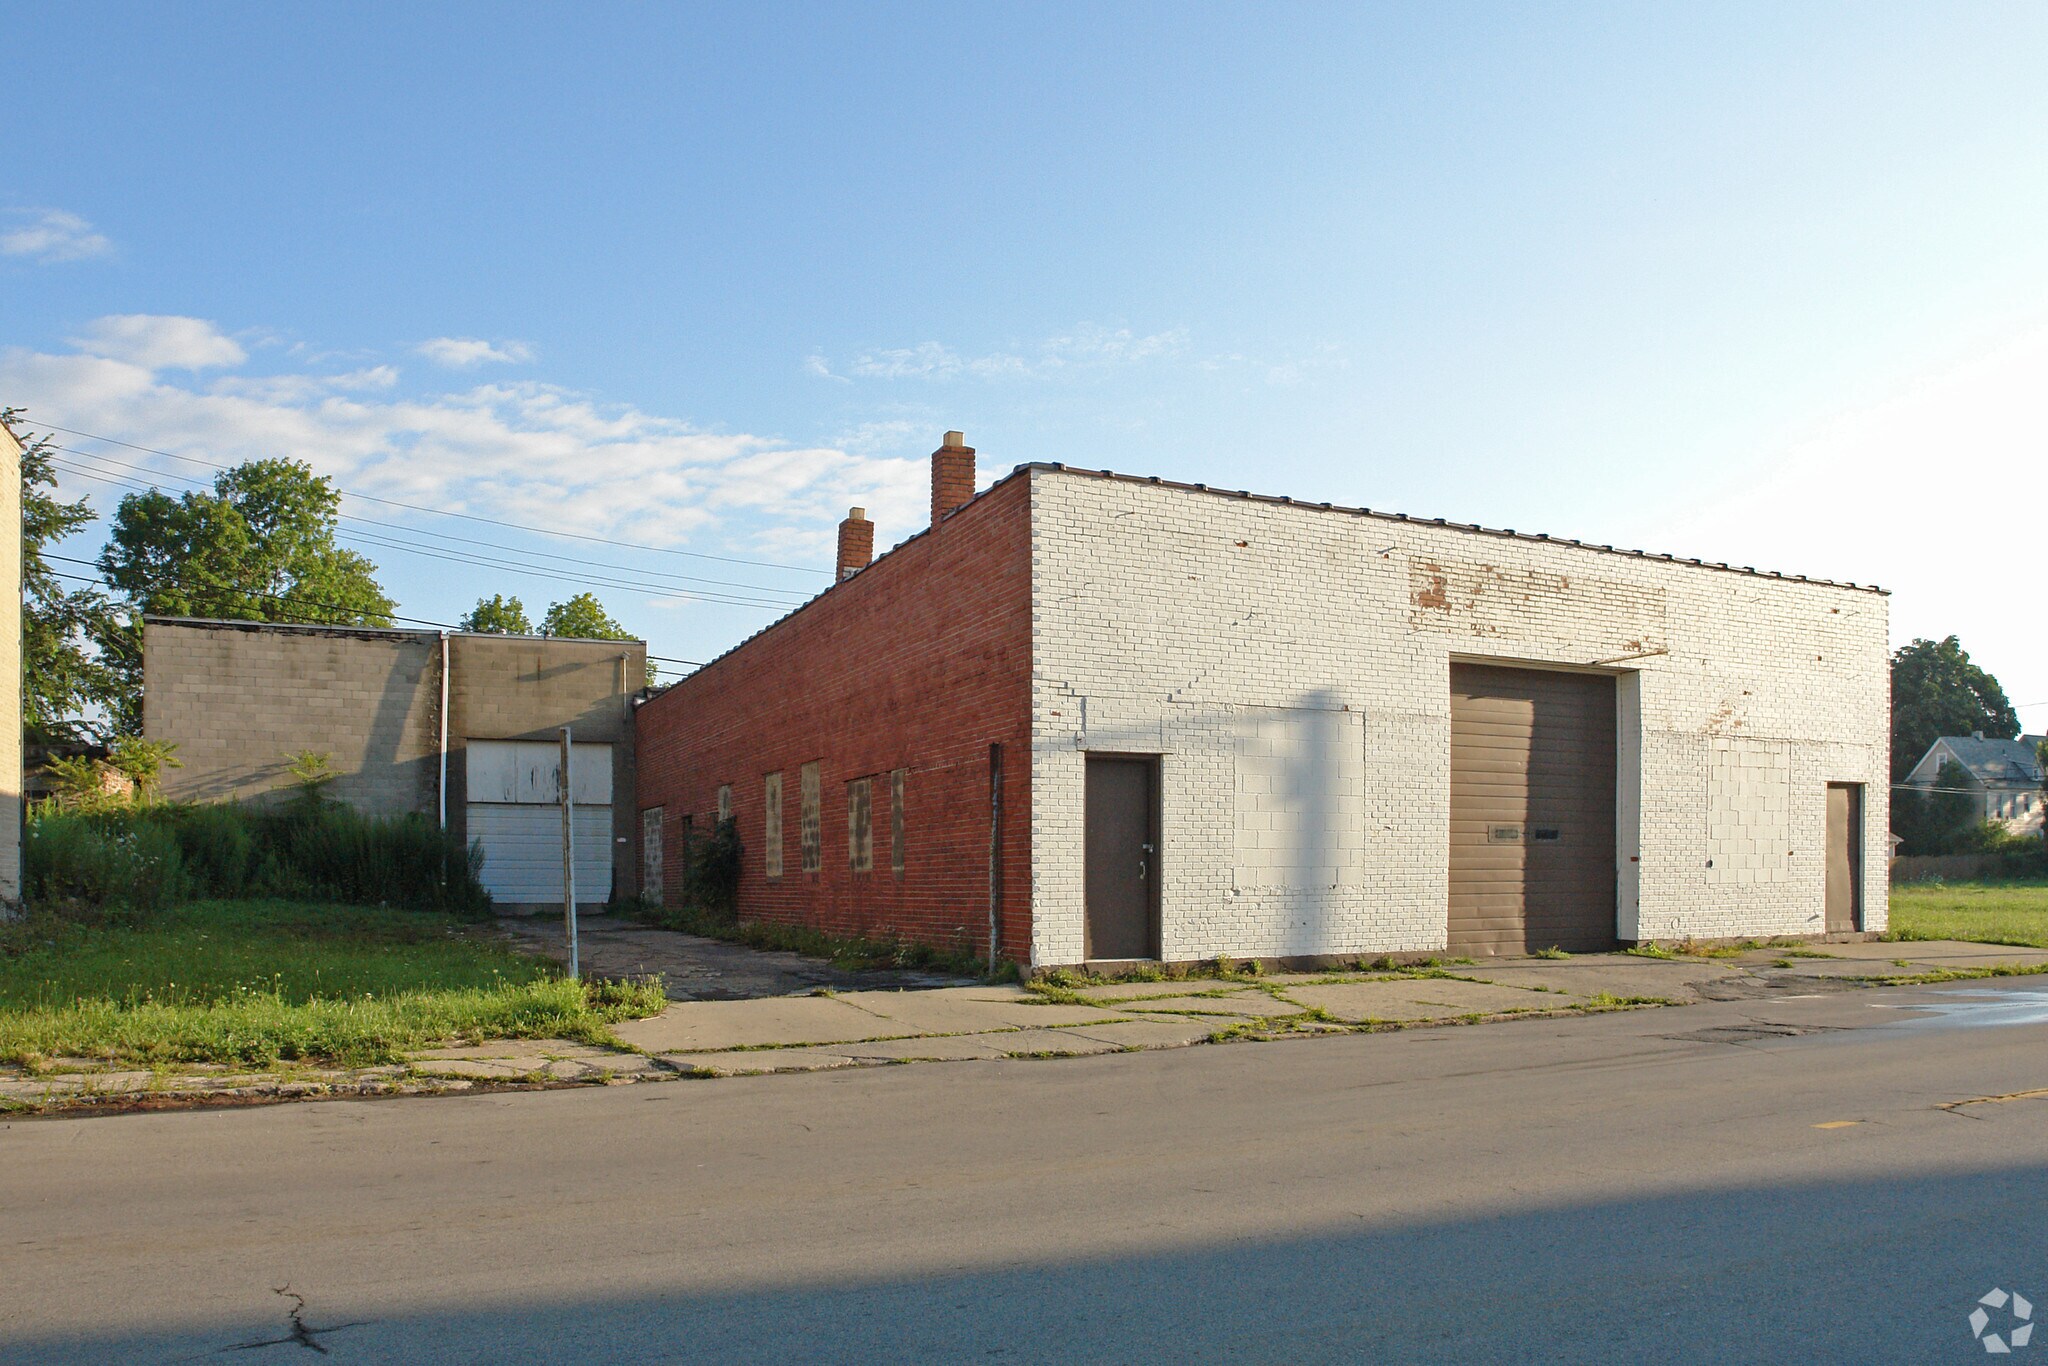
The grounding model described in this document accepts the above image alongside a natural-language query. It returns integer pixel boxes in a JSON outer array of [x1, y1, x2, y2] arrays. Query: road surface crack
[[221, 1286, 365, 1355], [1939, 1087, 2048, 1114]]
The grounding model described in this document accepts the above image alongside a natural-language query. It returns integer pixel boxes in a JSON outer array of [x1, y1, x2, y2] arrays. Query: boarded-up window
[[763, 773, 783, 879], [890, 768, 906, 878], [799, 762, 821, 874], [716, 784, 732, 823], [847, 777, 873, 873], [641, 807, 664, 906], [1707, 739, 1791, 884]]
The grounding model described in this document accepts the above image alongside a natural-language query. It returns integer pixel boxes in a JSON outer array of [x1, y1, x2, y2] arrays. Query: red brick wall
[[634, 476, 1032, 963]]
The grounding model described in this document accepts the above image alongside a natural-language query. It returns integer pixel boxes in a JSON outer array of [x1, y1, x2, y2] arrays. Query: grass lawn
[[0, 899, 666, 1069], [1887, 881, 2048, 950]]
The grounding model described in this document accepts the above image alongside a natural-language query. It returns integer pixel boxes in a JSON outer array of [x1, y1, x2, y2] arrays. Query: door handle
[[1138, 859, 1147, 881]]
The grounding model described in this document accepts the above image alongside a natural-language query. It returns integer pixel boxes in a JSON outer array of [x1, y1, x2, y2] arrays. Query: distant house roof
[[1919, 734, 2046, 787]]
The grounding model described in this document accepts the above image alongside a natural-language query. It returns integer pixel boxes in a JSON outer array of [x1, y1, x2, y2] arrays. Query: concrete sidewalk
[[7, 939, 2047, 1112]]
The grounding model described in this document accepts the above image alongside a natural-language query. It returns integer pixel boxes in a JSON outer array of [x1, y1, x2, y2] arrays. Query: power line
[[44, 454, 805, 613], [42, 560, 703, 672], [45, 445, 811, 601], [44, 557, 458, 631], [333, 527, 800, 610], [26, 419, 832, 577]]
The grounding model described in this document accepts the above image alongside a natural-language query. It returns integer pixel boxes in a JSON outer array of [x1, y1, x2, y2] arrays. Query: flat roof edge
[[1019, 462, 1888, 595], [144, 616, 646, 646]]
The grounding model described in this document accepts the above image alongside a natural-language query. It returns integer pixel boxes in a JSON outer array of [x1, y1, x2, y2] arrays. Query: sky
[[4, 2, 2045, 720]]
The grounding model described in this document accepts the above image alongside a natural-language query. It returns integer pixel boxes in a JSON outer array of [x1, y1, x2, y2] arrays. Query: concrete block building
[[635, 435, 1889, 969], [145, 619, 644, 911]]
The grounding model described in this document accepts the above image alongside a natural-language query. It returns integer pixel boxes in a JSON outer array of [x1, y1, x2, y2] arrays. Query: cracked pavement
[[4, 962, 2047, 1361], [4, 936, 2046, 1114]]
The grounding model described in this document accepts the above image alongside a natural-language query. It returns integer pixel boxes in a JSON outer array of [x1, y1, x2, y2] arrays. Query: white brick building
[[633, 437, 1889, 970], [1025, 463, 1889, 965]]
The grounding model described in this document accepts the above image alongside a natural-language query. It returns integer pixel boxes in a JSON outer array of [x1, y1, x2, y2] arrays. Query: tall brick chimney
[[930, 431, 975, 529], [835, 506, 873, 581]]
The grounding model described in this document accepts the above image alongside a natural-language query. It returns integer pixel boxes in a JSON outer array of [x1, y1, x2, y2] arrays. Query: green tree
[[540, 592, 631, 640], [539, 593, 654, 684], [97, 458, 396, 728], [5, 412, 121, 740], [459, 594, 532, 634], [1889, 636, 2019, 781]]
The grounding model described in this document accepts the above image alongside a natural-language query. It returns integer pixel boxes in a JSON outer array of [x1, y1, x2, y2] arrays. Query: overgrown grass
[[25, 802, 490, 918], [1887, 880, 2048, 950], [0, 899, 665, 1068], [620, 898, 1008, 979]]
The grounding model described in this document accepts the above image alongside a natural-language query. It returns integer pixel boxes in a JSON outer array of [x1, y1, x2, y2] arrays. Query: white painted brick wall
[[1027, 469, 1890, 966]]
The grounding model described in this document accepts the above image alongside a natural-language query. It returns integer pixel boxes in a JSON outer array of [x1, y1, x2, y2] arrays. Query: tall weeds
[[23, 803, 491, 919]]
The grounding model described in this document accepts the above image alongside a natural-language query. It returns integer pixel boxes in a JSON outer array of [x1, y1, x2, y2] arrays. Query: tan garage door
[[1449, 664, 1617, 955]]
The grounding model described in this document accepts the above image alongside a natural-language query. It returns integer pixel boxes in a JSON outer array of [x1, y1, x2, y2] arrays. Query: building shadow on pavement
[[14, 1162, 2043, 1363]]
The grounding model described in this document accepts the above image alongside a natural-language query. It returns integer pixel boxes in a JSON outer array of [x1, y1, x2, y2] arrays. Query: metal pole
[[987, 743, 1003, 975], [437, 632, 450, 829], [560, 726, 578, 981]]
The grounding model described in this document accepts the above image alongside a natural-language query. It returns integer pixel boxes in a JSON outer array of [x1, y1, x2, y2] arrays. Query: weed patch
[[0, 899, 663, 1067]]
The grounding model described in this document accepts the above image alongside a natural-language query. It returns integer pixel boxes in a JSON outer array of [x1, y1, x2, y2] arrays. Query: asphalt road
[[5, 978, 2047, 1364]]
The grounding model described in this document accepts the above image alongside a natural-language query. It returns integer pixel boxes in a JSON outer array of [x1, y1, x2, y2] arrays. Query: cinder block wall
[[145, 623, 643, 901], [634, 479, 1032, 961], [446, 633, 643, 903], [145, 620, 441, 814], [1028, 468, 1891, 965]]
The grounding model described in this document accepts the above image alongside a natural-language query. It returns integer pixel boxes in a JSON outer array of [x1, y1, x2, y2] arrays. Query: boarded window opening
[[799, 762, 821, 874], [763, 772, 783, 879], [641, 807, 664, 906], [890, 768, 907, 878], [848, 777, 873, 873]]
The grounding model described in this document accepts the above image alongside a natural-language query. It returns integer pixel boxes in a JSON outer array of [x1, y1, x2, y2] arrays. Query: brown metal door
[[1449, 664, 1618, 955], [1085, 756, 1158, 959], [1825, 783, 1862, 933]]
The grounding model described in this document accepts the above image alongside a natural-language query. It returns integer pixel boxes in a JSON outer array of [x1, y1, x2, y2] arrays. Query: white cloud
[[207, 365, 401, 403], [69, 315, 246, 370], [816, 324, 1189, 383], [1650, 321, 2048, 709], [1, 208, 112, 263], [0, 328, 922, 575], [415, 337, 536, 368]]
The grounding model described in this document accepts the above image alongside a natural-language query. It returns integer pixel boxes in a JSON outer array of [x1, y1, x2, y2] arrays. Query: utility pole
[[0, 419, 23, 919], [560, 726, 578, 980]]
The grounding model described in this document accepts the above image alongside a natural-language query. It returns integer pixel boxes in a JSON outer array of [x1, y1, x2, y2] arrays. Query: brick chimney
[[835, 507, 873, 581], [930, 431, 975, 529]]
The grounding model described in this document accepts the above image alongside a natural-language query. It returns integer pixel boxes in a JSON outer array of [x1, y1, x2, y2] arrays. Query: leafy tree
[[100, 458, 394, 625], [1889, 637, 2018, 781], [539, 593, 655, 685], [97, 459, 395, 727], [540, 592, 631, 640], [459, 594, 532, 634], [5, 412, 122, 741]]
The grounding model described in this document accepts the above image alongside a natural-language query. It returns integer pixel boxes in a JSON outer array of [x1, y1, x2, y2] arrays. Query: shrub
[[22, 802, 491, 920], [682, 817, 743, 921], [23, 811, 188, 916]]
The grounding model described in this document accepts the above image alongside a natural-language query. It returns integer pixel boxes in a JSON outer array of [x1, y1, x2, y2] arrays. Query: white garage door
[[467, 803, 614, 905], [466, 740, 615, 906]]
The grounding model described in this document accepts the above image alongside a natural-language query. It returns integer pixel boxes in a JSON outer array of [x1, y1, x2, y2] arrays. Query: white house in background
[[1902, 733, 2046, 836]]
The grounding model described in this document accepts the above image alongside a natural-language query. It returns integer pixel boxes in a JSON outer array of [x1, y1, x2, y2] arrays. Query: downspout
[[438, 631, 450, 829], [988, 743, 1004, 975]]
